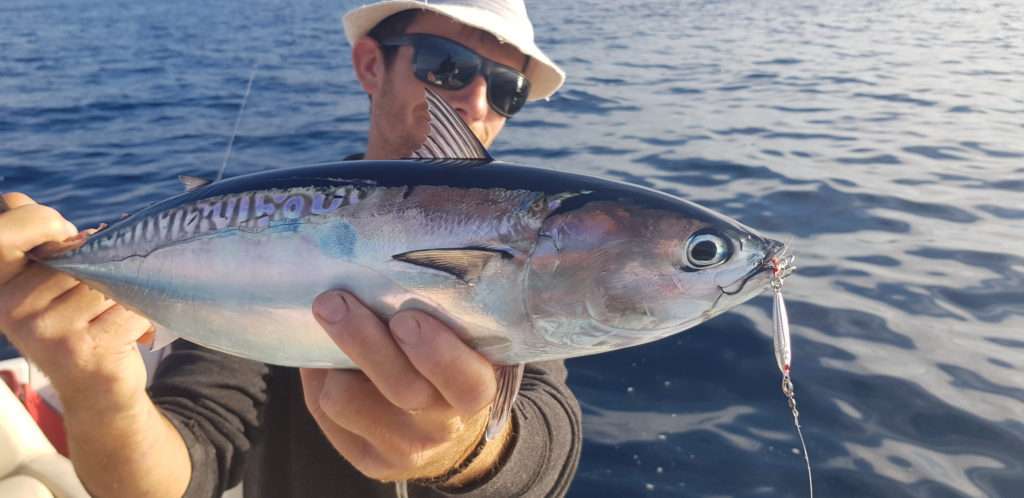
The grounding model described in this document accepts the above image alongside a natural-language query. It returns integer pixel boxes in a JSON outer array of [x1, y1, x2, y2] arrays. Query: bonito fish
[[38, 89, 793, 441]]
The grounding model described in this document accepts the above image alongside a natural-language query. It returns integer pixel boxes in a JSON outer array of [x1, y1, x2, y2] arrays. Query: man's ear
[[352, 36, 387, 96]]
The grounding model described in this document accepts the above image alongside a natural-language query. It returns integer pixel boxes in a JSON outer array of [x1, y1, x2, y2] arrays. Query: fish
[[36, 88, 793, 442]]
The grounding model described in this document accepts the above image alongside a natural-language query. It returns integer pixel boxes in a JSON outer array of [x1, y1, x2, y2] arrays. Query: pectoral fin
[[393, 248, 511, 283]]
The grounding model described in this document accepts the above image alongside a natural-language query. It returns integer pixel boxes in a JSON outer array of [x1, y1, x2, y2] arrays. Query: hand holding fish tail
[[0, 192, 190, 498], [301, 291, 510, 487], [0, 193, 77, 280], [0, 192, 149, 404]]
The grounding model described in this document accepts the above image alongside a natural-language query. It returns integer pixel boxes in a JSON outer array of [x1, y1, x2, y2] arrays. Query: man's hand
[[300, 291, 510, 485], [0, 192, 152, 409], [0, 192, 191, 498]]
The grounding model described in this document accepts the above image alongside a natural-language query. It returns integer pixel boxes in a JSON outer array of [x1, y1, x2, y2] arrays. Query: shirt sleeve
[[435, 360, 582, 497], [148, 341, 269, 498]]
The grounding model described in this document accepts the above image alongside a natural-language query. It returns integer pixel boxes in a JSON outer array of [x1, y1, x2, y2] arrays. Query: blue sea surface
[[2, 0, 1023, 496]]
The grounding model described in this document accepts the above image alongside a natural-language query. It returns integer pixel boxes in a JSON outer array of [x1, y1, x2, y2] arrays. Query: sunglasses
[[378, 34, 531, 117]]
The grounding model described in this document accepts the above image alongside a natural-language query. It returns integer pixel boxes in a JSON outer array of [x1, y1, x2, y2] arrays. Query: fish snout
[[715, 237, 792, 296]]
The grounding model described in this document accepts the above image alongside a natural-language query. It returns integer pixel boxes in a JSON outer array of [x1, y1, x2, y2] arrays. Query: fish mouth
[[718, 239, 795, 297]]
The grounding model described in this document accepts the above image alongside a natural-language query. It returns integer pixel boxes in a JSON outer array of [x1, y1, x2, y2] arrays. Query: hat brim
[[342, 1, 564, 101]]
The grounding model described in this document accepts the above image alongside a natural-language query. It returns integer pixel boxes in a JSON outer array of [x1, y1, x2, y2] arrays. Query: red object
[[1, 370, 69, 456]]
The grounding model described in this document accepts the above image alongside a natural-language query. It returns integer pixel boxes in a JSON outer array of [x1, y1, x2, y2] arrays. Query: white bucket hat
[[342, 0, 565, 101]]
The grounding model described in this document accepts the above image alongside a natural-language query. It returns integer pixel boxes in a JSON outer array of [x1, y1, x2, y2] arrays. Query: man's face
[[369, 12, 529, 157]]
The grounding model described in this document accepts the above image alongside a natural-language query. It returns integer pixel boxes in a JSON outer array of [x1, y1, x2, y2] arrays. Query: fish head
[[526, 194, 789, 356]]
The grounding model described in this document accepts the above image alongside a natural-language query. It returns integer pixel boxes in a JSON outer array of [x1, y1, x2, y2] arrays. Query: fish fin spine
[[486, 363, 524, 440], [406, 88, 494, 163], [179, 175, 214, 192], [392, 247, 511, 283]]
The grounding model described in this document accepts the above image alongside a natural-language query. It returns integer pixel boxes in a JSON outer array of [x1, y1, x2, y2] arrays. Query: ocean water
[[2, 0, 1022, 497]]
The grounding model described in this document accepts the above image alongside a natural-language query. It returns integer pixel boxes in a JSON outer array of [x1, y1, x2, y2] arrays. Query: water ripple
[[902, 145, 969, 161], [853, 92, 938, 107], [544, 89, 642, 115], [790, 300, 915, 349], [837, 153, 903, 165]]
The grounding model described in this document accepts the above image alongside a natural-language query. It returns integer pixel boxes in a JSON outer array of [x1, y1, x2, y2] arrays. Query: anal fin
[[486, 363, 524, 441], [149, 324, 181, 351]]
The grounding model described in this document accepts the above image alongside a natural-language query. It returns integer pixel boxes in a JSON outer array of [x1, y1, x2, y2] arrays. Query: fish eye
[[685, 232, 732, 269]]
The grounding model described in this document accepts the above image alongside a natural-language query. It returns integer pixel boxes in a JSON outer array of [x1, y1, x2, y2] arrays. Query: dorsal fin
[[407, 88, 493, 162], [179, 175, 213, 192]]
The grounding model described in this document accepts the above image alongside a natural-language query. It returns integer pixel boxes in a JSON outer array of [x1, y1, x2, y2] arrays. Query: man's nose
[[450, 75, 490, 122]]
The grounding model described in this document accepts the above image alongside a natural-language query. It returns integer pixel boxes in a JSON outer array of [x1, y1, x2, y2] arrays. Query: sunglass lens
[[412, 38, 478, 90], [487, 66, 530, 116]]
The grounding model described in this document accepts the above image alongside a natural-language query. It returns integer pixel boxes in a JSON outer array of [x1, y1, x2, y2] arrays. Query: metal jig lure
[[770, 254, 813, 498]]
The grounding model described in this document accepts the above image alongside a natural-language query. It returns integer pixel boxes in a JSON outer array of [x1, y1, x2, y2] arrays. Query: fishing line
[[718, 268, 760, 296], [783, 375, 814, 498], [217, 65, 259, 182]]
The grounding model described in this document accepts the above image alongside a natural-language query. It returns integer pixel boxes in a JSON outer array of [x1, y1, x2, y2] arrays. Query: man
[[0, 1, 581, 497]]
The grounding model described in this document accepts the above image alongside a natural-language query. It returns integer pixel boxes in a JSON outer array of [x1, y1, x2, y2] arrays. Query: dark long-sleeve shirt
[[148, 341, 581, 497]]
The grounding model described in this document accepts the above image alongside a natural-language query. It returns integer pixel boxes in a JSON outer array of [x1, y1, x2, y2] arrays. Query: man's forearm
[[62, 390, 191, 498]]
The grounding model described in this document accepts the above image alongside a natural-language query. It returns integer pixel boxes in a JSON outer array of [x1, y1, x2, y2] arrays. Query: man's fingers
[[316, 370, 402, 433], [315, 369, 455, 455], [1, 192, 37, 211], [391, 311, 497, 416], [299, 367, 328, 415], [89, 304, 152, 345], [311, 291, 441, 412], [0, 204, 78, 250], [8, 283, 112, 366], [0, 263, 79, 326], [299, 368, 394, 480], [0, 202, 78, 285], [46, 284, 116, 331]]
